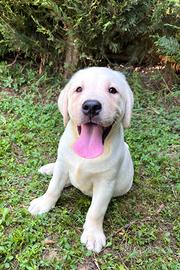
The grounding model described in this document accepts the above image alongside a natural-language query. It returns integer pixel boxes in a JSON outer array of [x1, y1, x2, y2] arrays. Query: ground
[[0, 63, 179, 270]]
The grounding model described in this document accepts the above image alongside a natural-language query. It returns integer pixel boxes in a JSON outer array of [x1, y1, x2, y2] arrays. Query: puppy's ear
[[58, 81, 71, 126], [115, 72, 134, 128], [122, 78, 134, 128]]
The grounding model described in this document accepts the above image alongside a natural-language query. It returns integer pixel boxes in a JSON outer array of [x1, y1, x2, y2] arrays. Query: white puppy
[[28, 67, 134, 253]]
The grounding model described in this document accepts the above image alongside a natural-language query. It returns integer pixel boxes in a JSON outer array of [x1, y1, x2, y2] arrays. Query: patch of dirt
[[0, 87, 17, 96], [42, 248, 60, 261], [11, 143, 26, 164], [77, 258, 99, 270]]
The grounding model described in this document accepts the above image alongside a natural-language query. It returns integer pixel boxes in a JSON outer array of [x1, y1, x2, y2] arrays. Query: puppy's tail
[[38, 163, 55, 176]]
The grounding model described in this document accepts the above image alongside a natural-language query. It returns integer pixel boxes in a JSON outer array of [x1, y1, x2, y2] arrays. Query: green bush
[[155, 36, 180, 64], [0, 0, 179, 71], [153, 1, 180, 65]]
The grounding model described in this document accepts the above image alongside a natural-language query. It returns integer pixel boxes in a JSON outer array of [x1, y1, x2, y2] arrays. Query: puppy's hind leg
[[38, 163, 55, 176], [38, 162, 71, 187]]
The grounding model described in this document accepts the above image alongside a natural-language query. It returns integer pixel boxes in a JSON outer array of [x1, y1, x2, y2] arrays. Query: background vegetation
[[0, 0, 179, 269], [0, 0, 180, 74]]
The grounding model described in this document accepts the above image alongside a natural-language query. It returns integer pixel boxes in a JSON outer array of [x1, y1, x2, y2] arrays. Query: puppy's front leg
[[81, 180, 114, 253], [28, 158, 68, 215]]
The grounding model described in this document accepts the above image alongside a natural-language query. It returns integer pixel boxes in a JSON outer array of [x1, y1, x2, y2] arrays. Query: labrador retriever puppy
[[28, 67, 134, 253]]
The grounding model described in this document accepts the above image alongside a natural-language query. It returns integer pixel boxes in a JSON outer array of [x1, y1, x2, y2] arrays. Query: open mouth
[[73, 123, 113, 159], [77, 124, 112, 143]]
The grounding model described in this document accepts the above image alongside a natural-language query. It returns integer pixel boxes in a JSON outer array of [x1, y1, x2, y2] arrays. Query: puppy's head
[[58, 67, 133, 129], [58, 67, 133, 158]]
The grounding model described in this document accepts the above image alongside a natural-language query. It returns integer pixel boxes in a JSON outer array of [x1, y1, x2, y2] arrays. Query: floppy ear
[[115, 72, 134, 128], [122, 78, 134, 128], [58, 82, 71, 126]]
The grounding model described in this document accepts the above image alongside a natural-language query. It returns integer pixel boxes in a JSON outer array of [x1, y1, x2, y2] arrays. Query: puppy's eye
[[108, 87, 118, 94], [75, 87, 82, 93]]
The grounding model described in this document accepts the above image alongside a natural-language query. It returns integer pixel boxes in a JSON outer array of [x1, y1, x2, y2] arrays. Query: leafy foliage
[[153, 1, 180, 65], [0, 0, 179, 70], [155, 36, 180, 63]]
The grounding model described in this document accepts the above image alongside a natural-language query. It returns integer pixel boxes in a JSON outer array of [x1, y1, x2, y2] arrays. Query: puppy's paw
[[38, 163, 54, 176], [81, 228, 106, 253], [28, 194, 56, 215]]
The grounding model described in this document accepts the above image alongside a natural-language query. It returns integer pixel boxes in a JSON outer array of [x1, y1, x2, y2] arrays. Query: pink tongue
[[73, 124, 104, 158]]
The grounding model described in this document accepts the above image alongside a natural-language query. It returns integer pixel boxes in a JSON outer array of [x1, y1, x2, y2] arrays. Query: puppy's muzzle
[[82, 100, 102, 118]]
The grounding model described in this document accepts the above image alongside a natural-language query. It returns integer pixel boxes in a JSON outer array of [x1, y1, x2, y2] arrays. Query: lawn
[[0, 65, 179, 270]]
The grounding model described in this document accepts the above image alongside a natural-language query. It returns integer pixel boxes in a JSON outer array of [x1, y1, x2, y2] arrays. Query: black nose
[[82, 100, 102, 117]]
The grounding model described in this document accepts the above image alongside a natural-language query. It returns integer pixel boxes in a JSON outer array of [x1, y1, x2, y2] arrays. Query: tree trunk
[[64, 35, 79, 78]]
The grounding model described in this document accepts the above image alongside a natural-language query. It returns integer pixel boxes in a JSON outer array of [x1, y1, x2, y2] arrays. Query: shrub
[[153, 0, 180, 68], [0, 0, 179, 73]]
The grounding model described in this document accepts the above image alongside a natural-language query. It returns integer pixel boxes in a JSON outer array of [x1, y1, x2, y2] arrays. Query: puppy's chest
[[68, 162, 94, 196]]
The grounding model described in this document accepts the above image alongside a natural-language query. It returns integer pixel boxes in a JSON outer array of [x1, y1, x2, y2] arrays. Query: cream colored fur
[[28, 67, 134, 253]]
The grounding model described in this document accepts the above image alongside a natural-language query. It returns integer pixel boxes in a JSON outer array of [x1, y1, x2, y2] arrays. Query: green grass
[[0, 64, 179, 269]]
